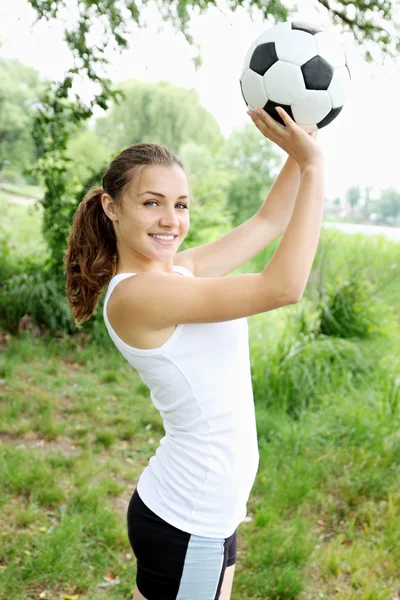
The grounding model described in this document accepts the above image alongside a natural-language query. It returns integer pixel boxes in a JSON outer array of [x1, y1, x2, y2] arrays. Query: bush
[[305, 230, 397, 340], [252, 309, 372, 419], [0, 258, 115, 349], [0, 263, 72, 335], [0, 225, 12, 279], [316, 275, 384, 338]]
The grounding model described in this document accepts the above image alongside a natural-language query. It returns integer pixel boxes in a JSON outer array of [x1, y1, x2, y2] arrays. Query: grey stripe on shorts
[[176, 534, 225, 599]]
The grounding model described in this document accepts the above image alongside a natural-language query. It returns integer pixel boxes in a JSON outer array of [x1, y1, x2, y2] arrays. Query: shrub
[[305, 230, 397, 340], [0, 264, 73, 335], [252, 315, 372, 418], [316, 275, 383, 338]]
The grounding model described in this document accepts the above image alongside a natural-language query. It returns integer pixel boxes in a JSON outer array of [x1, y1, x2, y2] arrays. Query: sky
[[1, 0, 400, 201]]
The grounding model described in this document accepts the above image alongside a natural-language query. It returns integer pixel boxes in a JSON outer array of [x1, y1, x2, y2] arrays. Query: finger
[[276, 106, 296, 130], [255, 107, 287, 135], [256, 108, 283, 130]]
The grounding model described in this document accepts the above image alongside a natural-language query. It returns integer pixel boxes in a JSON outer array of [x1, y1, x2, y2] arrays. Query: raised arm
[[248, 107, 324, 299]]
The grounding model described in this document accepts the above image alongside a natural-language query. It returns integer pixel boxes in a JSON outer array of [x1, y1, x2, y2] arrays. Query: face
[[102, 163, 190, 274]]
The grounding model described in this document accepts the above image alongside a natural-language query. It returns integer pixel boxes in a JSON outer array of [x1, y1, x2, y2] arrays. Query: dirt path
[[6, 194, 38, 206]]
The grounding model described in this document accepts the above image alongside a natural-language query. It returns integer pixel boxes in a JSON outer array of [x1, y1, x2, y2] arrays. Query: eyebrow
[[139, 191, 189, 200]]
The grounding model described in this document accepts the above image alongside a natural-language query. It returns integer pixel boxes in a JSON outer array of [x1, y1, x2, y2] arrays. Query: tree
[[65, 127, 110, 184], [378, 187, 400, 220], [0, 58, 45, 179], [346, 185, 361, 213], [362, 184, 373, 219], [220, 122, 281, 225], [178, 141, 235, 249], [95, 80, 223, 154]]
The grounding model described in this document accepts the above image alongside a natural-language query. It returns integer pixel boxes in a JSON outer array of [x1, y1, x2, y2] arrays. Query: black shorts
[[127, 487, 237, 600]]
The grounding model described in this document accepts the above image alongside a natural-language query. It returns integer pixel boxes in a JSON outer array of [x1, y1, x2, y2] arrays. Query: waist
[[152, 431, 259, 482]]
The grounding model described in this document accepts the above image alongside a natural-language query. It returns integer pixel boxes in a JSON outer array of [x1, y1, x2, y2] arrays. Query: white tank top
[[103, 264, 259, 538]]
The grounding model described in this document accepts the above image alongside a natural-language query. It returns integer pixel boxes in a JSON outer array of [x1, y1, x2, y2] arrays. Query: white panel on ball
[[240, 41, 257, 80], [292, 90, 332, 124], [252, 21, 291, 47], [328, 66, 351, 108], [274, 29, 317, 66], [314, 31, 346, 68], [241, 69, 268, 109], [263, 62, 305, 104]]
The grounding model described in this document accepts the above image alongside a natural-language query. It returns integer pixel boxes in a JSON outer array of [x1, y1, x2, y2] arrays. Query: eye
[[144, 201, 188, 209]]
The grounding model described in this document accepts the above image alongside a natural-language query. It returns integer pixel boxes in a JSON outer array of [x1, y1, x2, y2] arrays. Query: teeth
[[150, 234, 175, 240]]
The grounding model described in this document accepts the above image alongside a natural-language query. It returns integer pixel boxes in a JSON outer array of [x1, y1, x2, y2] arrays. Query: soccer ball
[[240, 21, 351, 131]]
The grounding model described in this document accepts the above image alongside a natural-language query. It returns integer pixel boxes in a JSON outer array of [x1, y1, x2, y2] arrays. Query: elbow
[[287, 289, 304, 304]]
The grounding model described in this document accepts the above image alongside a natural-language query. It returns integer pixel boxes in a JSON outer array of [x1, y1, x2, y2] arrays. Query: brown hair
[[64, 142, 185, 329]]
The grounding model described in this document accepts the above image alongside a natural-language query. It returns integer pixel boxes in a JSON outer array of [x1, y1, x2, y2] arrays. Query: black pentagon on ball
[[249, 42, 278, 76], [263, 100, 295, 126], [302, 56, 334, 90], [317, 106, 343, 129], [291, 21, 323, 35]]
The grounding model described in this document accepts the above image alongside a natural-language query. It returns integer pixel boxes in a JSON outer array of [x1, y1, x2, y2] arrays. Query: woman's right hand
[[247, 106, 324, 172]]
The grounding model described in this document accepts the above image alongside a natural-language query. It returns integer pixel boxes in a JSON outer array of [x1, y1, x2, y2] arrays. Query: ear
[[101, 193, 119, 222]]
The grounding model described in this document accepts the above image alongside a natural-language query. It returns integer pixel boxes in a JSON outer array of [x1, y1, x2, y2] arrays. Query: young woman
[[65, 106, 324, 600]]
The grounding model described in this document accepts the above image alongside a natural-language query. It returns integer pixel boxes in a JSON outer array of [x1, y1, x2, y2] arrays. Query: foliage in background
[[255, 316, 372, 418], [0, 58, 46, 181], [308, 228, 400, 317], [65, 127, 110, 184], [0, 267, 74, 336], [378, 187, 400, 220], [219, 121, 281, 225], [95, 79, 224, 155], [0, 193, 48, 283], [178, 141, 234, 245]]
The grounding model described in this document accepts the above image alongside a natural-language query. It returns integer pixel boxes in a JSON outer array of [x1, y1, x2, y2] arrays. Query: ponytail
[[64, 143, 185, 329], [64, 185, 117, 328]]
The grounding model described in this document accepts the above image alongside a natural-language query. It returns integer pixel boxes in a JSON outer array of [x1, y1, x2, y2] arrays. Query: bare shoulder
[[107, 275, 175, 348]]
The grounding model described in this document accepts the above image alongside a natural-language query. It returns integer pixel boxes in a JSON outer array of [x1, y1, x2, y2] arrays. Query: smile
[[149, 234, 177, 245]]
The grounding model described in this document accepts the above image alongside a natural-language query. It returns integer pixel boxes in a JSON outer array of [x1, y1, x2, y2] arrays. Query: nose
[[159, 205, 181, 228]]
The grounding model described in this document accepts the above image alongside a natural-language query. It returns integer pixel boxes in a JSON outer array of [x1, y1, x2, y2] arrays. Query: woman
[[65, 106, 324, 600]]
